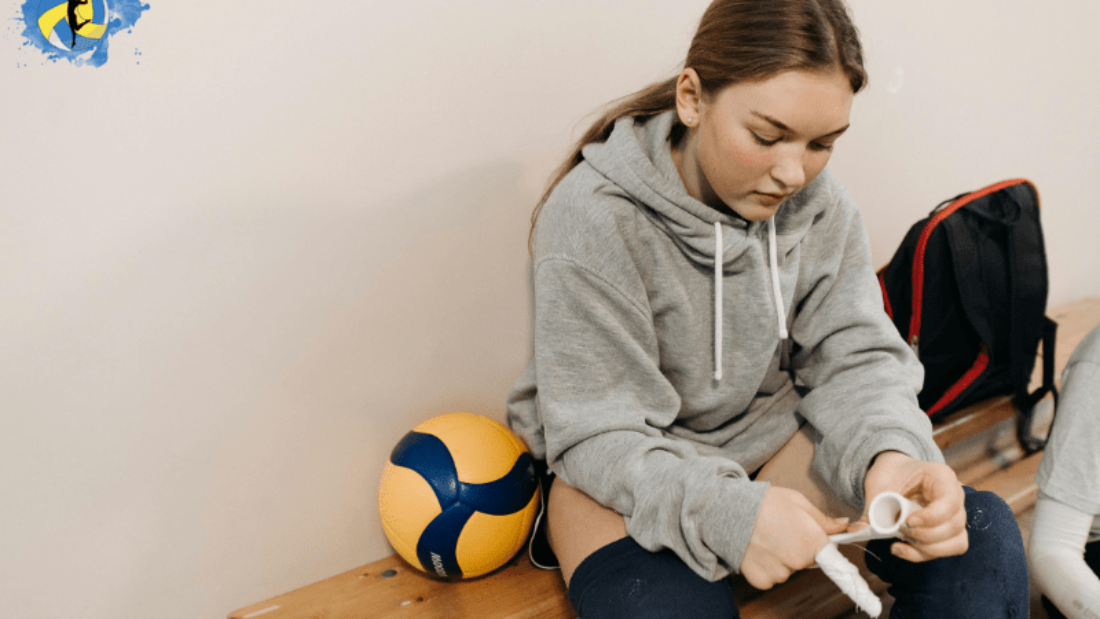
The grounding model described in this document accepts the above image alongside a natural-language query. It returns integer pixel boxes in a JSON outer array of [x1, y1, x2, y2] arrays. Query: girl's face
[[676, 68, 854, 221]]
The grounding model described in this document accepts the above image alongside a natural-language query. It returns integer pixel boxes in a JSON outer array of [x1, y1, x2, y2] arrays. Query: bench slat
[[229, 554, 573, 619]]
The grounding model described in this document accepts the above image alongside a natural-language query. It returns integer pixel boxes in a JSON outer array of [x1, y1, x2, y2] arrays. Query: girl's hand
[[857, 451, 968, 562], [741, 486, 850, 589]]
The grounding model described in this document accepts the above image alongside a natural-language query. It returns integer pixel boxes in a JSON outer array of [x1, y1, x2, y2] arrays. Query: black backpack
[[878, 179, 1057, 451]]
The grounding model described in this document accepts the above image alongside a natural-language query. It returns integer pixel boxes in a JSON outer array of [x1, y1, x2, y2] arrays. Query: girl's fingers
[[890, 531, 969, 563], [846, 518, 871, 533], [901, 508, 966, 544], [742, 559, 792, 590], [907, 478, 964, 527]]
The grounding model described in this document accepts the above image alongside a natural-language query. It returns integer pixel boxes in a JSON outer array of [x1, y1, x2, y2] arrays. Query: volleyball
[[378, 412, 540, 579]]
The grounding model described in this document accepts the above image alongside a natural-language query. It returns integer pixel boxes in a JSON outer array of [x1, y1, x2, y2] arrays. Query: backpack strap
[[1019, 317, 1059, 453], [1002, 182, 1056, 451]]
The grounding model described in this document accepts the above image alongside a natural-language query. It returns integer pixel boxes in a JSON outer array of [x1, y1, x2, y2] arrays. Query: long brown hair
[[529, 0, 867, 252]]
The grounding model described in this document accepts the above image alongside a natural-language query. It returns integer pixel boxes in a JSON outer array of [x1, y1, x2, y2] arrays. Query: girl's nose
[[771, 149, 806, 190]]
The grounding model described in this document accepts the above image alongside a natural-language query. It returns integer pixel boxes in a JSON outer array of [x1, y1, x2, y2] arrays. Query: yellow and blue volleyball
[[378, 412, 539, 579]]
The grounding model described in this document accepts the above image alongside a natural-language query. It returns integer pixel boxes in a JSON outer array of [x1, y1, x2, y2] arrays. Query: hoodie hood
[[581, 110, 831, 270]]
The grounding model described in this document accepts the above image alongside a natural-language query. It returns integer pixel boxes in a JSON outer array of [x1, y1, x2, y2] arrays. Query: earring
[[686, 118, 695, 125]]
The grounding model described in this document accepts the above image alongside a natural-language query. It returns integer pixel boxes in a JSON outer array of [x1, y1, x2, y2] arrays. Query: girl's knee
[[867, 487, 1028, 618], [962, 488, 1025, 559], [921, 488, 1025, 578], [567, 537, 739, 619], [546, 476, 629, 586]]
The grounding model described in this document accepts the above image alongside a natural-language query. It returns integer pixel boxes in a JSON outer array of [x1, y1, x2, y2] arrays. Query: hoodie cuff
[[697, 478, 770, 579], [847, 430, 943, 508]]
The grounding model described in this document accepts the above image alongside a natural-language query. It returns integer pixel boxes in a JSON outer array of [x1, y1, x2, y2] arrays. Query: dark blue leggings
[[567, 488, 1027, 619], [568, 536, 740, 619]]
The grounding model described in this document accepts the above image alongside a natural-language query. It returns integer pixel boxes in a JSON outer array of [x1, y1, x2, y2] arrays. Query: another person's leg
[[865, 487, 1029, 619], [1040, 540, 1100, 619], [547, 476, 739, 619]]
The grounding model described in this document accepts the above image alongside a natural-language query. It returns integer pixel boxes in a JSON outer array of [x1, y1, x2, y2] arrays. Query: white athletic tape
[[815, 543, 882, 617], [830, 491, 923, 545], [817, 492, 922, 617]]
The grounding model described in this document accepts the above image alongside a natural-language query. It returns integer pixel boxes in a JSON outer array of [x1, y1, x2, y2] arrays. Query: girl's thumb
[[805, 503, 850, 534], [827, 516, 851, 534]]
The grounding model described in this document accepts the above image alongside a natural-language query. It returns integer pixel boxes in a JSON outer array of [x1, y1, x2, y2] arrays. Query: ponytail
[[528, 77, 679, 253]]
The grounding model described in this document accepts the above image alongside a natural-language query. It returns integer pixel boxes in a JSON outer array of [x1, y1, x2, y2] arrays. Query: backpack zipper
[[909, 178, 1032, 355]]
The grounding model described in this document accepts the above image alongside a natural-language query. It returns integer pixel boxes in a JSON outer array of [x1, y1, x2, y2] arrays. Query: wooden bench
[[229, 297, 1100, 619]]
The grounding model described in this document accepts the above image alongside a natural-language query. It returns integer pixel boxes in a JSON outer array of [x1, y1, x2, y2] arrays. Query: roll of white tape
[[829, 491, 924, 545], [867, 491, 922, 536]]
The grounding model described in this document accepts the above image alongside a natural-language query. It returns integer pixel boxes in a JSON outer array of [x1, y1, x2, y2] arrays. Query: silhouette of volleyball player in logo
[[67, 0, 92, 49]]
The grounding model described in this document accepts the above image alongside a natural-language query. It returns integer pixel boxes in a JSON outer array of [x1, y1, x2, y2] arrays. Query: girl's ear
[[675, 68, 704, 128]]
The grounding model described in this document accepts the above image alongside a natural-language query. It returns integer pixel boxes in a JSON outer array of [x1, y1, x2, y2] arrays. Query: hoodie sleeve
[[532, 253, 769, 582], [790, 189, 943, 510]]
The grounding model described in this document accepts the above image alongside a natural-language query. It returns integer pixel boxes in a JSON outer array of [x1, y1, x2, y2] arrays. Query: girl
[[507, 1, 1028, 616]]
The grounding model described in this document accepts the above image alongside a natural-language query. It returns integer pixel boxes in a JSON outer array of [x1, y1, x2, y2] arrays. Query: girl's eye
[[751, 132, 780, 147], [809, 142, 835, 152]]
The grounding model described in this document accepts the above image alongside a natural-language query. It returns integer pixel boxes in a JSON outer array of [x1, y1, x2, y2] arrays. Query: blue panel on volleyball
[[390, 431, 459, 506], [458, 454, 538, 515]]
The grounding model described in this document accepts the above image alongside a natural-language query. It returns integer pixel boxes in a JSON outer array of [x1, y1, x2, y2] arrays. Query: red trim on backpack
[[879, 273, 893, 320], [908, 179, 1033, 348], [926, 351, 990, 417]]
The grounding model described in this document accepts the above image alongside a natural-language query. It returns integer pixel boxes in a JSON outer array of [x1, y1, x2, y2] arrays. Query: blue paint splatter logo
[[19, 0, 149, 67]]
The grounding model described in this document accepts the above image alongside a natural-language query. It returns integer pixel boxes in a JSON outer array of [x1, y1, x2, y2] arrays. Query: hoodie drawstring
[[714, 222, 723, 381], [767, 216, 789, 341], [713, 217, 788, 382]]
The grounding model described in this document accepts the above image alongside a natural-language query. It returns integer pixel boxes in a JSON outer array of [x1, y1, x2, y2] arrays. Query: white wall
[[1, 1, 1097, 617], [836, 0, 1100, 302]]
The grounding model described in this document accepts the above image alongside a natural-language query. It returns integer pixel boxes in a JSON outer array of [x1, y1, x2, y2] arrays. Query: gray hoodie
[[506, 110, 942, 581]]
